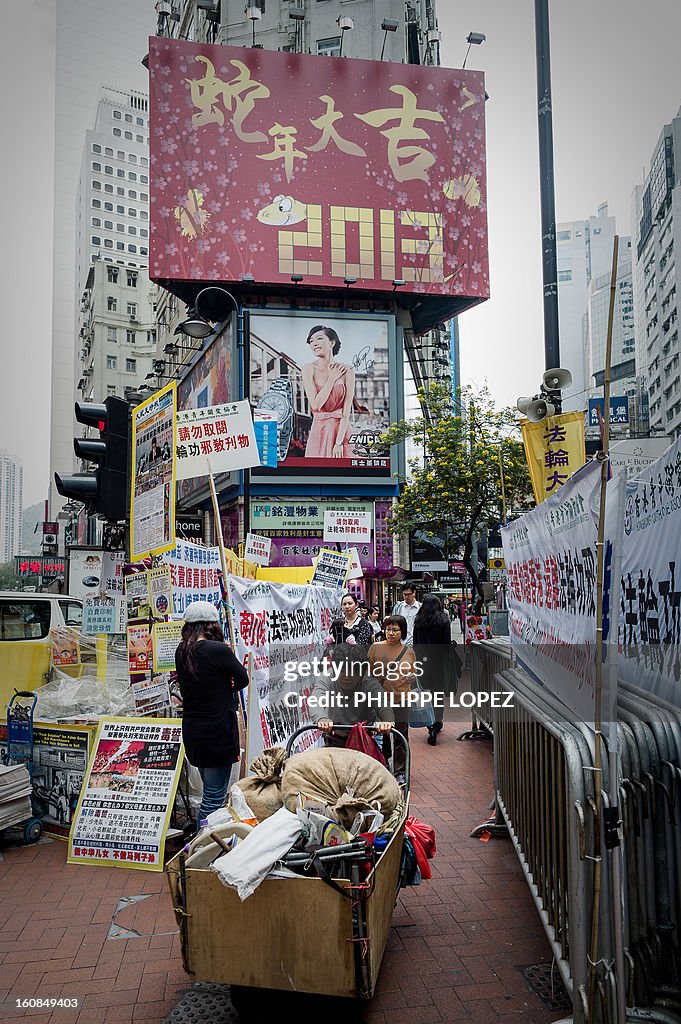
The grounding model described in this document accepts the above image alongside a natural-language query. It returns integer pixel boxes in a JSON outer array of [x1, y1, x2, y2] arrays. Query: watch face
[[258, 392, 290, 420]]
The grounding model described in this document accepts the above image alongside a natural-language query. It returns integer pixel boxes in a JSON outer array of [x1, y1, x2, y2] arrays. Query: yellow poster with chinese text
[[521, 411, 586, 504], [130, 382, 177, 561]]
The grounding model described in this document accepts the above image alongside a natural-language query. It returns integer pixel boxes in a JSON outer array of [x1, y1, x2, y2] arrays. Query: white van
[[0, 593, 84, 708]]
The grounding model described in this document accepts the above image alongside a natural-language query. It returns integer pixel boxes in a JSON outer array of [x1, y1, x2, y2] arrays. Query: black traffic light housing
[[54, 396, 131, 520]]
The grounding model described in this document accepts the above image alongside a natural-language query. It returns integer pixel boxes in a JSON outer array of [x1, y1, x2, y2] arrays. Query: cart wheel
[[23, 818, 43, 844]]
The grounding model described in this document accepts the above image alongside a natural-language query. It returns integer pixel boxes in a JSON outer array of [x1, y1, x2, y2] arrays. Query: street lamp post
[[534, 0, 560, 370]]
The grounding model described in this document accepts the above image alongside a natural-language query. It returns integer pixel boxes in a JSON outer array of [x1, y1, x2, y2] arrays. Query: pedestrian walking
[[339, 592, 374, 646], [413, 594, 461, 746], [175, 601, 249, 825], [367, 604, 384, 640], [392, 583, 421, 646], [368, 615, 416, 784]]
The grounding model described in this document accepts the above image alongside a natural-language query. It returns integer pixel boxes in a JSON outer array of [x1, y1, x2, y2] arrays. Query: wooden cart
[[166, 726, 409, 999]]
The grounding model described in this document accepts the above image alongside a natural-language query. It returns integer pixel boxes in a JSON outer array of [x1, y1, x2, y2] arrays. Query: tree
[[377, 382, 532, 601], [0, 562, 24, 592]]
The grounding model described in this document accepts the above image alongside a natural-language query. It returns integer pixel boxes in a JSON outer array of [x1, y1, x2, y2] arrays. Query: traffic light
[[54, 396, 131, 520]]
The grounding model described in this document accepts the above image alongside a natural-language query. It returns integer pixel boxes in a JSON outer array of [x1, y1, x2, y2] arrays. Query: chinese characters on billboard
[[249, 310, 393, 474], [149, 39, 488, 306]]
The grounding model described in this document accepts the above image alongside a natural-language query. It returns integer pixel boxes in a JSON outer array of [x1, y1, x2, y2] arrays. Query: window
[[91, 217, 101, 227], [136, 134, 144, 144], [140, 228, 148, 238], [92, 144, 101, 154], [58, 601, 83, 628], [91, 235, 101, 245], [558, 269, 573, 282], [140, 247, 148, 256], [128, 171, 137, 182], [128, 225, 137, 235], [104, 164, 113, 175], [147, 329, 156, 345], [104, 238, 113, 248], [127, 271, 137, 287], [317, 36, 341, 56], [140, 193, 149, 202], [124, 131, 133, 140], [116, 241, 125, 251], [107, 267, 118, 283], [556, 230, 571, 241], [136, 116, 145, 126], [127, 302, 138, 318], [141, 157, 148, 167], [116, 186, 125, 196], [105, 147, 114, 157], [127, 330, 136, 344], [92, 199, 101, 209], [116, 168, 125, 178], [116, 204, 125, 214], [0, 600, 52, 641], [92, 161, 101, 171], [106, 355, 117, 369], [125, 113, 133, 123], [106, 386, 117, 398], [117, 150, 125, 160], [140, 210, 148, 220], [126, 358, 136, 373], [104, 183, 114, 193], [92, 180, 102, 190], [128, 207, 137, 217], [104, 202, 113, 212], [113, 110, 122, 120], [107, 296, 117, 311], [128, 244, 137, 253], [129, 153, 137, 164], [107, 326, 117, 342], [104, 220, 113, 229], [593, 227, 602, 234], [140, 174, 148, 184], [112, 127, 122, 137], [116, 223, 125, 232]]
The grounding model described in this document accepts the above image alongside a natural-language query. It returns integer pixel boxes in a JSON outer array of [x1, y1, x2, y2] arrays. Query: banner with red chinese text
[[501, 460, 624, 728], [68, 718, 183, 871], [228, 577, 338, 763], [521, 411, 586, 505], [176, 400, 260, 479], [149, 38, 488, 306]]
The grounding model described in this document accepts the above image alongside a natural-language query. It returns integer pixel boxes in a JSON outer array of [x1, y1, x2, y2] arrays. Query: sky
[[2, 0, 681, 506]]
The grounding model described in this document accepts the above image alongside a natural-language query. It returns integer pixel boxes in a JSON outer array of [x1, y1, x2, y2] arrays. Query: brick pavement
[[0, 705, 558, 1024]]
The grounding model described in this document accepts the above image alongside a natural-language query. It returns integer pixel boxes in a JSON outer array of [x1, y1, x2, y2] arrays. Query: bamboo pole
[[588, 234, 619, 1018]]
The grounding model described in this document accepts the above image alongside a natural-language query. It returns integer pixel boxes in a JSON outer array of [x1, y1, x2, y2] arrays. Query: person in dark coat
[[413, 594, 460, 745], [175, 600, 249, 823]]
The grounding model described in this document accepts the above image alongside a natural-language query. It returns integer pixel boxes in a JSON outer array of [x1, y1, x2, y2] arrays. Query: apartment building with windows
[[0, 451, 23, 564], [632, 108, 681, 438]]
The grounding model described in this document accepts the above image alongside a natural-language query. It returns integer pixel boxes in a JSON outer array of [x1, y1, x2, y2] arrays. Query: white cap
[[184, 600, 220, 624]]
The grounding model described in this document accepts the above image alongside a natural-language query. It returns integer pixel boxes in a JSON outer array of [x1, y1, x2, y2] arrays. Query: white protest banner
[[344, 547, 364, 580], [311, 548, 351, 590], [152, 621, 184, 672], [501, 459, 624, 726], [323, 508, 373, 544], [244, 533, 272, 567], [160, 540, 222, 615], [619, 436, 681, 707], [131, 383, 177, 560], [68, 717, 183, 871], [100, 552, 125, 598], [229, 578, 339, 763], [176, 401, 260, 480]]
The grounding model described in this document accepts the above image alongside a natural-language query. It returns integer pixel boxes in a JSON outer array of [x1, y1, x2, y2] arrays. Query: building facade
[[0, 451, 23, 564], [556, 203, 618, 412], [632, 108, 681, 438]]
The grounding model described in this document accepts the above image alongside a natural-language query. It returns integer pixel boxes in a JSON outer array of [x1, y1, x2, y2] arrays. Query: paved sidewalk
[[0, 708, 560, 1024]]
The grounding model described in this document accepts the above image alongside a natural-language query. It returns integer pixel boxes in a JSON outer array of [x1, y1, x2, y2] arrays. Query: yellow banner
[[521, 411, 586, 504]]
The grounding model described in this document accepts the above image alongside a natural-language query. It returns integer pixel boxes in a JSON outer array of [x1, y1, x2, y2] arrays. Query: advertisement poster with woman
[[249, 311, 394, 475]]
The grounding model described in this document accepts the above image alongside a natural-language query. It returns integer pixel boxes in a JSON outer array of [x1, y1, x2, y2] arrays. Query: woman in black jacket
[[175, 600, 249, 823], [413, 594, 459, 745]]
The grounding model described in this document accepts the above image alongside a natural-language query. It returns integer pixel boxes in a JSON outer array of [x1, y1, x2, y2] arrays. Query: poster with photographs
[[68, 718, 183, 871], [131, 382, 177, 560], [249, 311, 394, 476]]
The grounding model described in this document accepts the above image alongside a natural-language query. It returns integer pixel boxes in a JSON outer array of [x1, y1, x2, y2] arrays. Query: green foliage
[[0, 562, 24, 592], [376, 381, 532, 595]]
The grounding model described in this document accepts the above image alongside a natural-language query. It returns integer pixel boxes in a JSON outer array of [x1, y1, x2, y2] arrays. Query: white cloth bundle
[[210, 806, 303, 900]]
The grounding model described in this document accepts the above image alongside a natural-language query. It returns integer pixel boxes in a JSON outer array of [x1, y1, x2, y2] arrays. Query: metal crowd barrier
[[479, 658, 681, 1024], [459, 638, 513, 739]]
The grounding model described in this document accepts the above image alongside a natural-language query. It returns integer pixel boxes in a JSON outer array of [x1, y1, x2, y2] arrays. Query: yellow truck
[[0, 593, 84, 710]]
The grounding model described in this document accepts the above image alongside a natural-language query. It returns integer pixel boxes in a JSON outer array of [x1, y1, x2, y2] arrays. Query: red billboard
[[149, 38, 488, 306]]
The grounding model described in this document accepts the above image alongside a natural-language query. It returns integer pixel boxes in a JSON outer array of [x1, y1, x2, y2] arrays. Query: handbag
[[344, 722, 387, 766], [408, 681, 435, 729]]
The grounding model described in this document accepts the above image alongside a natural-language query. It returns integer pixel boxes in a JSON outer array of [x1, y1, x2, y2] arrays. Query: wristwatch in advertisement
[[255, 377, 294, 462]]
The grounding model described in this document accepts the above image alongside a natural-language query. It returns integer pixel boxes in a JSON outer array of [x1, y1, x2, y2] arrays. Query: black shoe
[[434, 721, 444, 734], [427, 726, 437, 745]]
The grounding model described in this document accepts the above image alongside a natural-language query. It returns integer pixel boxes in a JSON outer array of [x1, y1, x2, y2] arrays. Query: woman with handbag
[[368, 615, 416, 784], [413, 594, 459, 746]]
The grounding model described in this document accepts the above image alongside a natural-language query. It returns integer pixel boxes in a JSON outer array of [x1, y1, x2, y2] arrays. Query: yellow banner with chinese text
[[521, 411, 586, 504]]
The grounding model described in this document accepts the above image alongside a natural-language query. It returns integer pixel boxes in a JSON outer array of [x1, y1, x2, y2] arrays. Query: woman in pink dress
[[302, 325, 356, 459]]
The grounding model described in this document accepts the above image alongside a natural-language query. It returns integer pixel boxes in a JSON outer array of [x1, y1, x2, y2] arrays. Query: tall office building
[[0, 451, 24, 564], [49, 0, 155, 515], [632, 106, 681, 438], [556, 204, 617, 412]]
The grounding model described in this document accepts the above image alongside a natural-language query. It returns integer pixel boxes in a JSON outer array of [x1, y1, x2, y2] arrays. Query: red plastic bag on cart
[[344, 722, 387, 767], [405, 816, 437, 879]]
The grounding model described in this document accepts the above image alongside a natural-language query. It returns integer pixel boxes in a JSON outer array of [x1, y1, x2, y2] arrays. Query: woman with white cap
[[175, 600, 249, 824]]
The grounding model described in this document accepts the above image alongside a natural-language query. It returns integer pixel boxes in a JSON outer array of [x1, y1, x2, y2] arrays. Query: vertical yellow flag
[[521, 411, 586, 504]]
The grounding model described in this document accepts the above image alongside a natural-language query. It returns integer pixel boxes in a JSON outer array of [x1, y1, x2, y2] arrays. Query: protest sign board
[[160, 541, 222, 616], [50, 628, 81, 668], [68, 718, 183, 871], [83, 596, 126, 636], [311, 548, 350, 590], [176, 401, 260, 480], [149, 566, 173, 620], [152, 621, 183, 673], [125, 571, 151, 623], [345, 547, 364, 580], [127, 624, 153, 675], [244, 533, 272, 567], [131, 383, 177, 560], [100, 552, 125, 598], [131, 678, 172, 717]]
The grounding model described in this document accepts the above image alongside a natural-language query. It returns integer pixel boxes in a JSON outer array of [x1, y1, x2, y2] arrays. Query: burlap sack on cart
[[281, 747, 401, 830], [231, 747, 287, 821]]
